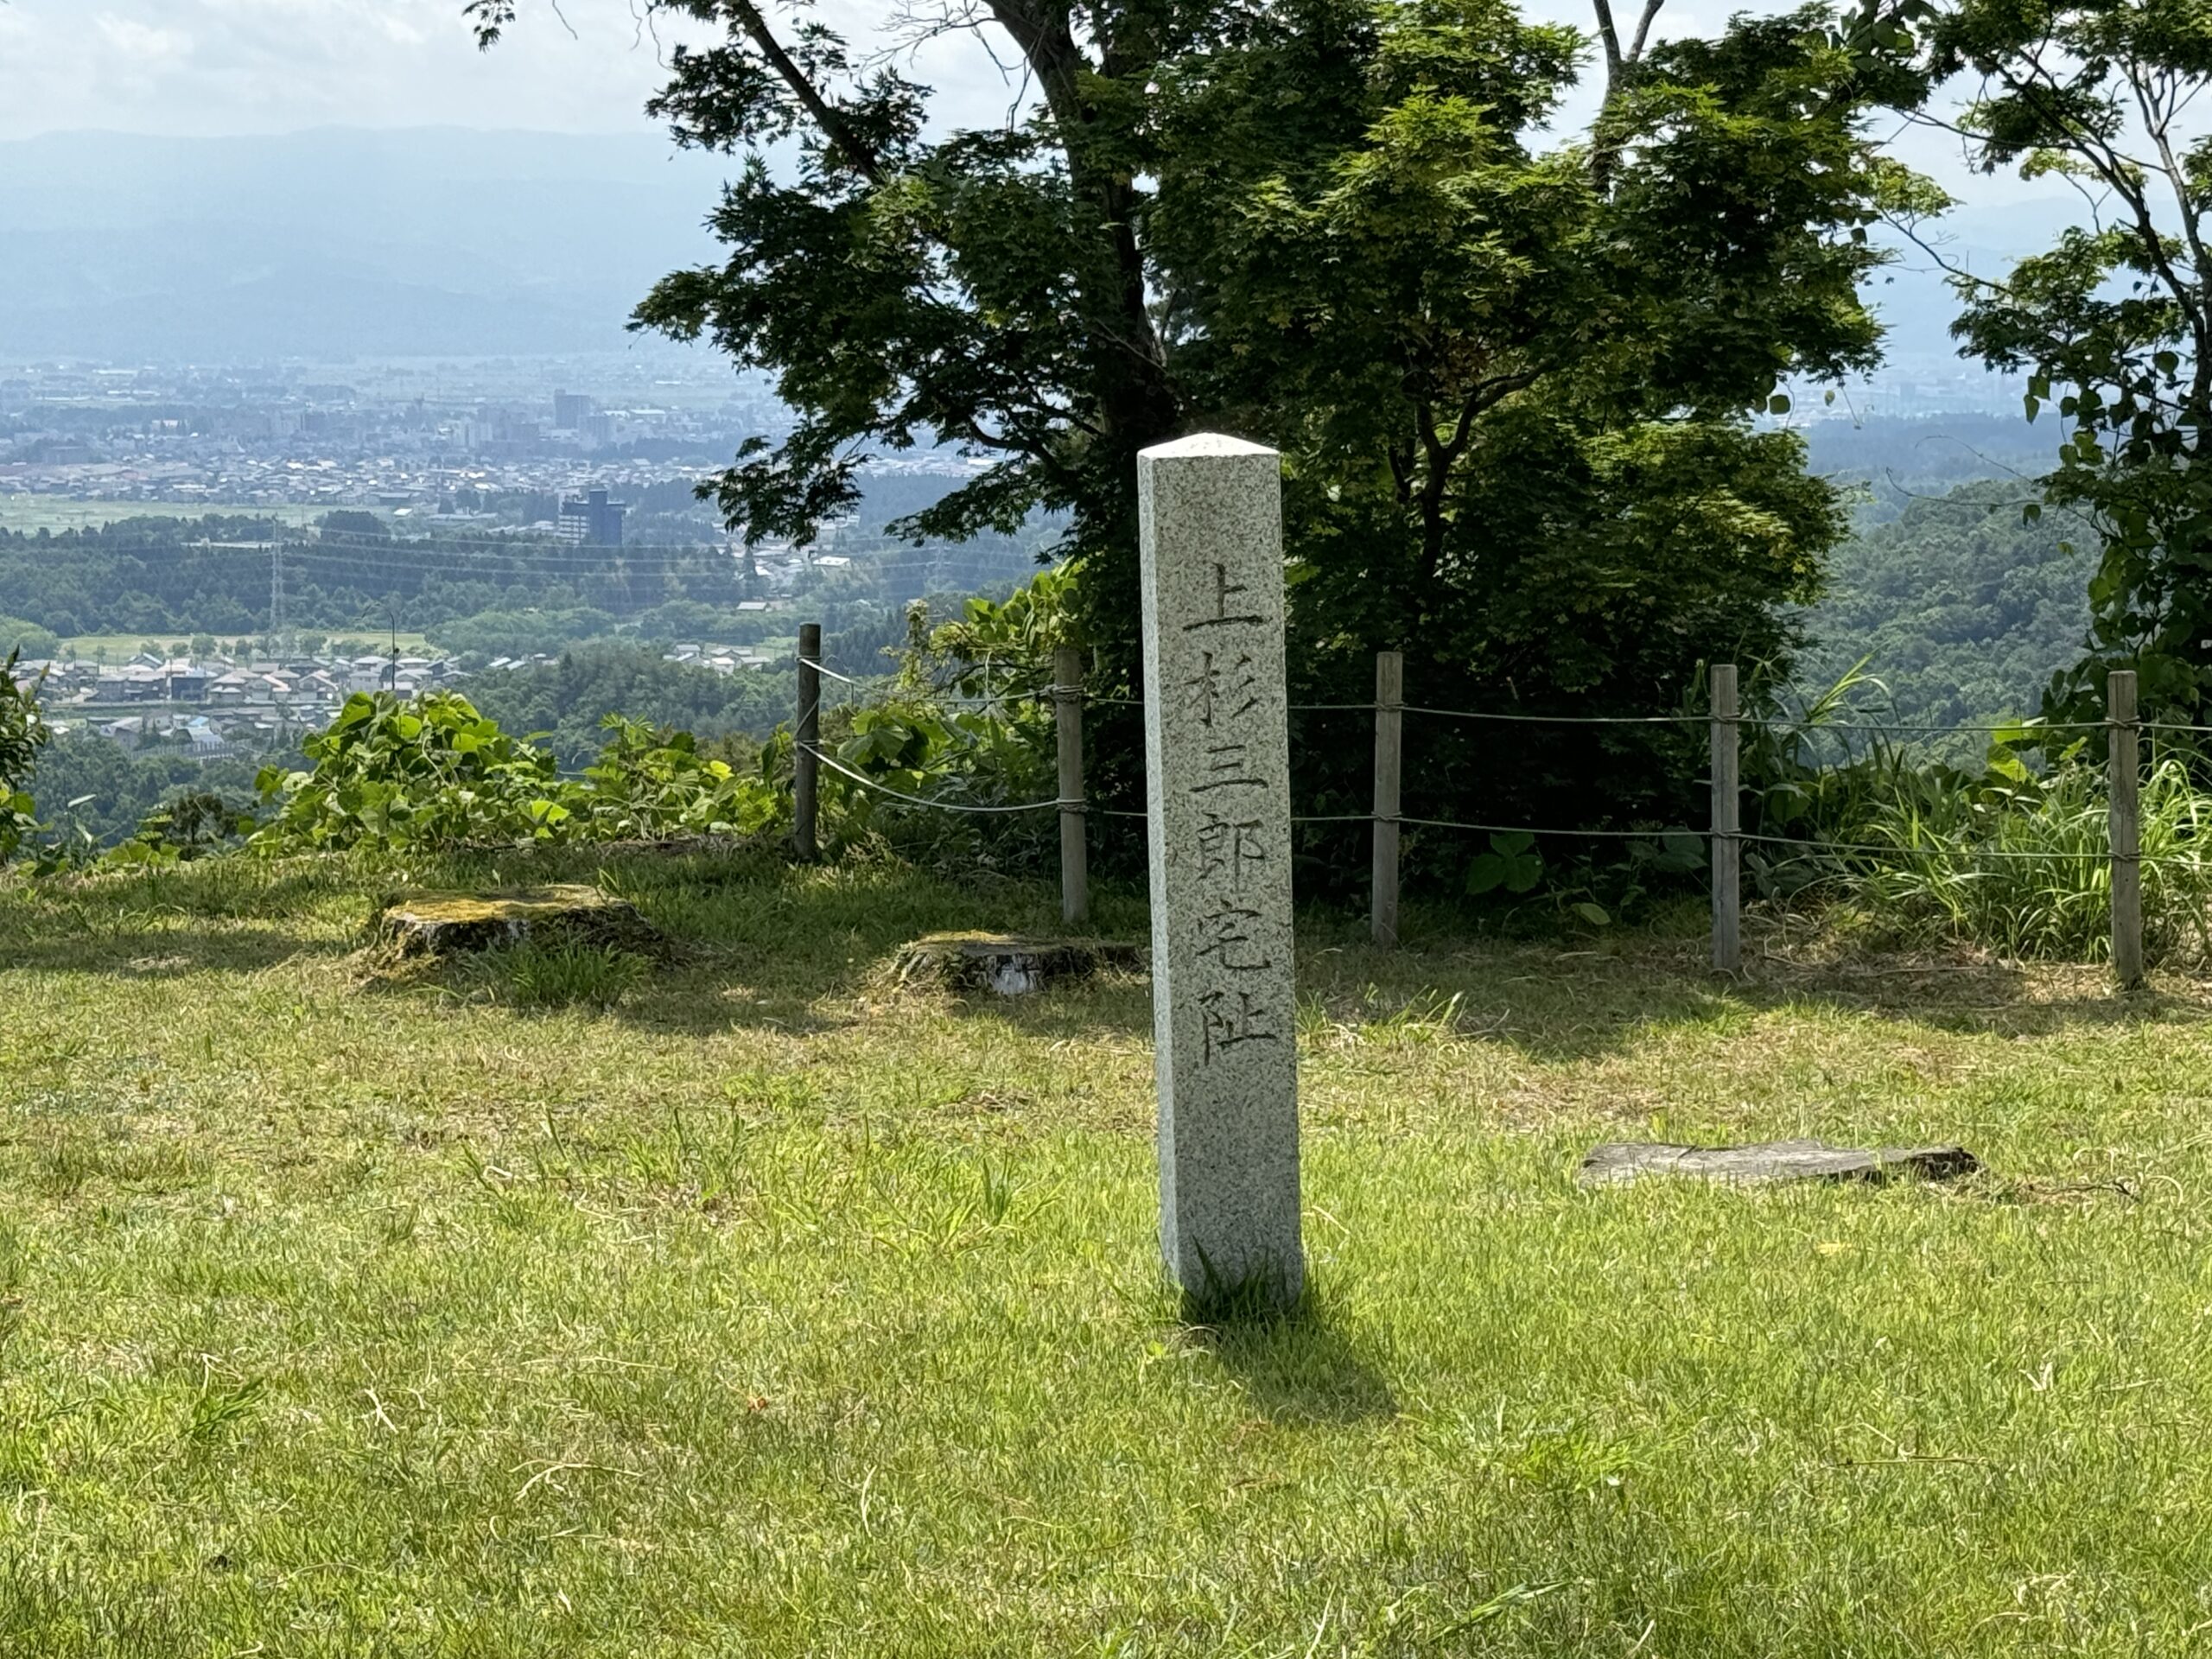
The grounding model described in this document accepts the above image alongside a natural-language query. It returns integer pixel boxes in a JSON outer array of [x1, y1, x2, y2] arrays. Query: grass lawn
[[2, 851, 2209, 1654]]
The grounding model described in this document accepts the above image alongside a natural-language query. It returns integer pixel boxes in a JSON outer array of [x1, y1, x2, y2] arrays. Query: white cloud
[[93, 13, 193, 61]]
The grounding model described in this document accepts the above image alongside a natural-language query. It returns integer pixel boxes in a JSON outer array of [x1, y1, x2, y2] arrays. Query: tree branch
[[1590, 0, 1625, 80], [1627, 0, 1663, 63], [722, 0, 887, 183]]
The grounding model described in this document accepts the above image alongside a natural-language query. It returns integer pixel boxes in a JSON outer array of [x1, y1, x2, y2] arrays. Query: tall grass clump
[[476, 942, 649, 1010], [1836, 755, 2212, 962]]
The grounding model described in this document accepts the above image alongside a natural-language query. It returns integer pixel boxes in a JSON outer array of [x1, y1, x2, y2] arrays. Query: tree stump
[[375, 886, 660, 958], [893, 931, 1144, 995]]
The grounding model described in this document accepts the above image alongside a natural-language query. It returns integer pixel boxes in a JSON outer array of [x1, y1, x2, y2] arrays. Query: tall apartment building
[[558, 486, 626, 546]]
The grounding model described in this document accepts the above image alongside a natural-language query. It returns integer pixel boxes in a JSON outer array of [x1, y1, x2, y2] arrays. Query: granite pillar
[[1137, 433, 1303, 1310]]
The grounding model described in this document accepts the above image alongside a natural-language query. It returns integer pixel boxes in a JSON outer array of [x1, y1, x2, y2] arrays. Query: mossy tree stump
[[375, 886, 661, 958], [893, 931, 1144, 996]]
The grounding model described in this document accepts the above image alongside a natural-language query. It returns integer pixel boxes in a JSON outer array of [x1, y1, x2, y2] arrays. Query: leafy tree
[[0, 616, 61, 661], [0, 515, 760, 639], [23, 736, 263, 851], [1903, 0, 2212, 722], [0, 651, 50, 861], [469, 0, 1932, 870], [463, 642, 795, 766], [317, 510, 391, 543]]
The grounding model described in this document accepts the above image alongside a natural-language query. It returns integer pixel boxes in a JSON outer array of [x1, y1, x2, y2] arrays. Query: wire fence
[[791, 645, 2183, 982], [796, 660, 2170, 849]]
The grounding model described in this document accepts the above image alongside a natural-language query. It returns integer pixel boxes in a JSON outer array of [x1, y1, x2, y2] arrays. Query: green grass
[[2, 851, 2209, 1653]]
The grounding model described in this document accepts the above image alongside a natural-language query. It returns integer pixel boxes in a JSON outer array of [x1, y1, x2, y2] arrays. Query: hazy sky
[[0, 0, 2014, 207], [3, 0, 1822, 139], [0, 0, 1035, 139], [0, 1, 692, 137]]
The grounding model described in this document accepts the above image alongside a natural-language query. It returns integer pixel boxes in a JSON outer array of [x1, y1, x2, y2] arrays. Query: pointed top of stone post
[[1139, 432, 1280, 461]]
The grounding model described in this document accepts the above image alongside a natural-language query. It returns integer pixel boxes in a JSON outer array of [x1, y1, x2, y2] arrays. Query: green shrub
[[797, 573, 1071, 876], [576, 716, 785, 842], [105, 791, 259, 868], [253, 691, 567, 852], [251, 692, 786, 856], [0, 650, 50, 862]]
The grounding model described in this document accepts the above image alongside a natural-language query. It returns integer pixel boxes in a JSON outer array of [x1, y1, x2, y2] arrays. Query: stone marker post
[[1138, 434, 1303, 1310]]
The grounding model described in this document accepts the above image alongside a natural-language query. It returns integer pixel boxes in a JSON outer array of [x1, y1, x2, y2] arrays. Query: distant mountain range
[[0, 128, 730, 360], [0, 124, 2090, 369]]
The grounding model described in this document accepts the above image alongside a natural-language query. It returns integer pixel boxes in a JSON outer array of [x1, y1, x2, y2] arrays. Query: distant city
[[0, 353, 978, 529]]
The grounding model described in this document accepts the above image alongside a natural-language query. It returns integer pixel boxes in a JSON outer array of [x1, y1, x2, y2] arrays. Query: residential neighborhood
[[8, 646, 472, 757]]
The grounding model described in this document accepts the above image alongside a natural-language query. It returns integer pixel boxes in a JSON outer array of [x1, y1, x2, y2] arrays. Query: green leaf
[[1571, 901, 1611, 927]]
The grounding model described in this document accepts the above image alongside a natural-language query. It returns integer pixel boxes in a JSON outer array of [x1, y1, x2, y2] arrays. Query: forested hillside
[[1798, 479, 2089, 728], [1800, 415, 2052, 520], [463, 645, 793, 767]]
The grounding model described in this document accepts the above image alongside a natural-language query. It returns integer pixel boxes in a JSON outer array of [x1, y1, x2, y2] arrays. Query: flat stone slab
[[893, 931, 1144, 996], [376, 886, 660, 957], [1579, 1139, 1980, 1188]]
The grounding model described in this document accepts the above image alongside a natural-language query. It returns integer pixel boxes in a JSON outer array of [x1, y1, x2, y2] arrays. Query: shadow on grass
[[486, 912, 2206, 1054], [591, 855, 1158, 1038], [0, 924, 345, 978], [1186, 1284, 1398, 1427], [8, 845, 2202, 1057], [1289, 913, 2204, 1061]]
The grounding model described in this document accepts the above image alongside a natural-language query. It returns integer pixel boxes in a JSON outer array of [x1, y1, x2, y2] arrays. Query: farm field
[[49, 632, 439, 663], [0, 498, 335, 536], [1, 852, 2208, 1655]]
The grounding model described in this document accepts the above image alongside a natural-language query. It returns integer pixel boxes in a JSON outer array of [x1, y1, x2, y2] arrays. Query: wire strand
[[1400, 704, 1705, 726], [798, 658, 870, 688], [1736, 830, 2123, 861], [1394, 815, 1694, 839], [804, 745, 1060, 814], [1743, 718, 2106, 737]]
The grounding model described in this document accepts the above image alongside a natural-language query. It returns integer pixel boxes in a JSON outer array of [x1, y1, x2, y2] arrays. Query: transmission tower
[[270, 543, 286, 652]]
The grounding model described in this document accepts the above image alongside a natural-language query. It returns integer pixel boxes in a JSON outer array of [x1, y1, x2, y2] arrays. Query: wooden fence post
[[1054, 644, 1089, 925], [1710, 663, 1740, 973], [794, 621, 821, 862], [1372, 650, 1403, 948], [2110, 667, 2143, 989]]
